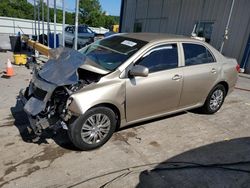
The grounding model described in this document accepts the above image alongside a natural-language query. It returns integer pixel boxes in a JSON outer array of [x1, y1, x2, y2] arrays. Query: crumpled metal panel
[[39, 47, 86, 86], [24, 97, 47, 116], [32, 70, 57, 99]]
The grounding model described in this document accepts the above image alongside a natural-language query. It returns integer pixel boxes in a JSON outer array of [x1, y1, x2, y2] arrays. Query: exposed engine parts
[[23, 78, 95, 135]]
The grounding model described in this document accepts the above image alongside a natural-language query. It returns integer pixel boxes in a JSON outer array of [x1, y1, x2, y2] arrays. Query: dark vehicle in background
[[65, 25, 96, 48]]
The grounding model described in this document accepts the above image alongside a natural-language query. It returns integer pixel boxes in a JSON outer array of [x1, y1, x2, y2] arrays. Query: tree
[[78, 0, 119, 28], [0, 0, 119, 28], [79, 0, 102, 24], [0, 0, 75, 24], [0, 0, 34, 19]]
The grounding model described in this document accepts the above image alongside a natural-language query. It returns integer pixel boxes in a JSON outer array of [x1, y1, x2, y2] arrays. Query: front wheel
[[68, 107, 117, 150], [201, 84, 226, 114]]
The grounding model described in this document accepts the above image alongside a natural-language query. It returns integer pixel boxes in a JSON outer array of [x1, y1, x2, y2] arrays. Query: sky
[[99, 0, 121, 16], [28, 0, 121, 16]]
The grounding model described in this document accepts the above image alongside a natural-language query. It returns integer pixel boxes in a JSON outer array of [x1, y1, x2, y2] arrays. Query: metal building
[[120, 0, 250, 73]]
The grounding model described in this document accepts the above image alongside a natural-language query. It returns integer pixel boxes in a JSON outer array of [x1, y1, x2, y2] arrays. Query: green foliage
[[78, 0, 119, 28], [0, 0, 119, 28], [0, 0, 34, 19]]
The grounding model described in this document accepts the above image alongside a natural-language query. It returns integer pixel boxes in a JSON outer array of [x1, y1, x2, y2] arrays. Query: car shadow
[[119, 111, 187, 132], [136, 137, 250, 188], [10, 98, 81, 151]]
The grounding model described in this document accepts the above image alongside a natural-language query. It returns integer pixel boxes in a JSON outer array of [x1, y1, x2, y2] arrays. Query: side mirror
[[129, 65, 149, 77]]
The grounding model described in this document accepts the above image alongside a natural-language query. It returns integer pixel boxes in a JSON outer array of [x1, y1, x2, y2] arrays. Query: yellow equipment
[[112, 25, 119, 33], [22, 35, 50, 57], [13, 54, 27, 65], [27, 40, 50, 57]]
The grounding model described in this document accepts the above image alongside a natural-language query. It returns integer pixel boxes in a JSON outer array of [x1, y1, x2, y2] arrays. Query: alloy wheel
[[209, 89, 224, 111], [81, 113, 111, 144]]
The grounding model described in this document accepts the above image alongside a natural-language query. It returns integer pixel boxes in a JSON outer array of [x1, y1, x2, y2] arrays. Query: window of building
[[138, 44, 178, 73], [134, 22, 142, 32], [194, 22, 214, 43], [183, 43, 215, 66]]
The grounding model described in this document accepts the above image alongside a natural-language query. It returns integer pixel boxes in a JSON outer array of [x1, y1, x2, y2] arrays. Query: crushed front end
[[18, 48, 87, 136], [19, 69, 75, 135]]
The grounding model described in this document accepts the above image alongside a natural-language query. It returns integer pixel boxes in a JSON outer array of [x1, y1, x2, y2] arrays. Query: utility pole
[[54, 0, 57, 48], [47, 0, 50, 47], [220, 0, 235, 53], [42, 0, 45, 44], [74, 0, 79, 50], [37, 0, 40, 37], [34, 0, 37, 37], [62, 0, 66, 47]]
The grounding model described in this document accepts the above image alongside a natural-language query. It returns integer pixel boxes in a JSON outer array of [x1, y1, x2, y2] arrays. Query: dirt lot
[[0, 51, 250, 188]]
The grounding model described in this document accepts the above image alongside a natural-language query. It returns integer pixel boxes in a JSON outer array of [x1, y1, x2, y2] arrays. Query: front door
[[125, 43, 183, 122]]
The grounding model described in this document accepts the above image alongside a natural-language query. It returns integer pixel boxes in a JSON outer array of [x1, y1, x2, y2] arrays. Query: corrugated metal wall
[[121, 0, 250, 63]]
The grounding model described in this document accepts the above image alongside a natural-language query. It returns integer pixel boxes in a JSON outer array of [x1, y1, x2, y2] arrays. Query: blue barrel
[[49, 33, 59, 48]]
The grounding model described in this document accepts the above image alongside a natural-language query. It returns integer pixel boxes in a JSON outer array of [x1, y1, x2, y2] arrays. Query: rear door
[[125, 43, 183, 122], [179, 43, 220, 108]]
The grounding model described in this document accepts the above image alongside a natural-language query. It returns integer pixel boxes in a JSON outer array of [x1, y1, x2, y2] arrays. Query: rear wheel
[[68, 107, 117, 150], [201, 84, 226, 114]]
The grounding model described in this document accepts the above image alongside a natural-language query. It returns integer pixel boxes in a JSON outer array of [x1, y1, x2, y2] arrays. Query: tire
[[68, 107, 117, 150], [201, 84, 226, 114]]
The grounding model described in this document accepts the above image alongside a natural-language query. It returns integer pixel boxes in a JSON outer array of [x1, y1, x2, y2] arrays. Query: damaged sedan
[[20, 33, 238, 150]]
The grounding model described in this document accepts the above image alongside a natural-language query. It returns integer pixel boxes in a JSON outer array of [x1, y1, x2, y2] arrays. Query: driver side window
[[65, 27, 73, 33], [138, 44, 179, 73]]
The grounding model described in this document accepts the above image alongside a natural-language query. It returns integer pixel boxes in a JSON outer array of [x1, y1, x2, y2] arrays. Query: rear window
[[183, 43, 215, 66]]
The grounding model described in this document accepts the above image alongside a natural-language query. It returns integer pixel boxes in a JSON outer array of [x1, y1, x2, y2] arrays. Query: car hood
[[38, 47, 109, 86]]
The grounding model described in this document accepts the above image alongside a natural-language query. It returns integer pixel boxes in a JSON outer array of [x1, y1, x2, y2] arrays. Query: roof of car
[[119, 33, 195, 43]]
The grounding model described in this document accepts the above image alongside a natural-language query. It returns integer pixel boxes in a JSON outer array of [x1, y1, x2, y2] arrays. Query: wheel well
[[93, 103, 121, 130], [217, 81, 229, 95]]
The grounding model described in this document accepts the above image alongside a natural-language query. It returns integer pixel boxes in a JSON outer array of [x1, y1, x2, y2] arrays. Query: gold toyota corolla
[[20, 33, 239, 150]]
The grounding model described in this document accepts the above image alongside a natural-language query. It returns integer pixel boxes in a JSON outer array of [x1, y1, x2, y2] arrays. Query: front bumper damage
[[19, 87, 70, 136], [18, 48, 86, 136], [19, 88, 45, 135], [19, 71, 68, 136]]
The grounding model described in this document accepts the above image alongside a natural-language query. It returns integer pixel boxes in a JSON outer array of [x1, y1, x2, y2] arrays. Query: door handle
[[211, 68, 217, 74], [172, 74, 182, 81]]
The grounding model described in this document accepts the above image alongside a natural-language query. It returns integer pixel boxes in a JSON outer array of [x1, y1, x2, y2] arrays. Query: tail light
[[236, 64, 240, 73]]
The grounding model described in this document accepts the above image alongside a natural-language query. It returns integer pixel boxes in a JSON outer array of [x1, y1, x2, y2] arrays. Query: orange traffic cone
[[6, 59, 14, 77]]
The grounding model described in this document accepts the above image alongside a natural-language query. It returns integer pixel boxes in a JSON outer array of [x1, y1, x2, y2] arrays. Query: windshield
[[79, 35, 148, 71]]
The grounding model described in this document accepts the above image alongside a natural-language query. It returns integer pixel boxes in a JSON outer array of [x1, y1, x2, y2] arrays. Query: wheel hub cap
[[81, 113, 111, 144], [209, 89, 224, 111]]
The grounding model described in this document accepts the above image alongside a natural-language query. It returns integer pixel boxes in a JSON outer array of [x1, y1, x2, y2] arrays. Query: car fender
[[68, 79, 126, 120]]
